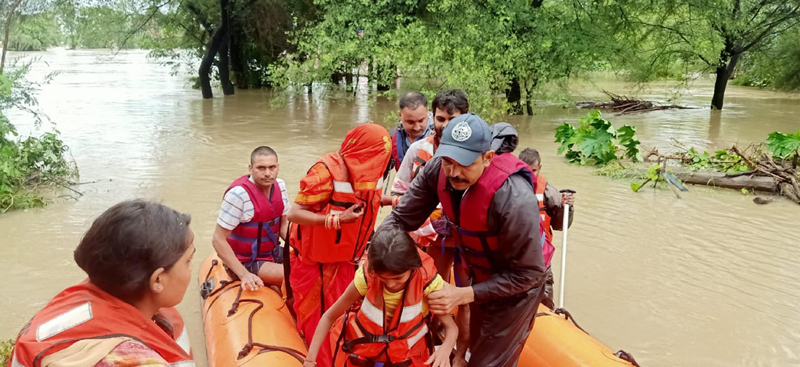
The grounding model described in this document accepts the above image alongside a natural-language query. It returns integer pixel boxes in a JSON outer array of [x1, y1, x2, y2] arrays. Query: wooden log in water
[[671, 170, 778, 192]]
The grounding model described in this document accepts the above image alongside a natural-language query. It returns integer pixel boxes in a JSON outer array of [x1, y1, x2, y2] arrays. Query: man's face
[[433, 108, 462, 138], [399, 106, 429, 141], [249, 155, 279, 189], [442, 151, 495, 191], [528, 160, 541, 176]]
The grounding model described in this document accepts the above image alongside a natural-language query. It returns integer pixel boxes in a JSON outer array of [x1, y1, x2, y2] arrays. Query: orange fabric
[[291, 153, 380, 264], [11, 280, 192, 367], [290, 123, 391, 265], [295, 162, 334, 211], [290, 256, 356, 367], [339, 123, 392, 184]]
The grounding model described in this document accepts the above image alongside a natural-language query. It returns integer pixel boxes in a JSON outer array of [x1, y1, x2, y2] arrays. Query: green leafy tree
[[0, 61, 77, 212], [272, 0, 602, 117], [8, 11, 62, 51], [601, 0, 800, 110]]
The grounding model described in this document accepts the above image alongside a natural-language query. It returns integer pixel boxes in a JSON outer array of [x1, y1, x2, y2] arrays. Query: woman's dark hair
[[74, 200, 192, 303], [367, 228, 422, 275]]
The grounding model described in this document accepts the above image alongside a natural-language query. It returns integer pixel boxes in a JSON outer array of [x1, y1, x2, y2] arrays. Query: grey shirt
[[544, 182, 574, 231], [377, 155, 545, 304]]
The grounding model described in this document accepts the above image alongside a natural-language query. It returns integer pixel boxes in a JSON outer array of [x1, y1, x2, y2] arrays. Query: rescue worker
[[302, 228, 458, 367], [287, 123, 392, 367], [389, 91, 434, 171], [518, 147, 575, 308], [212, 146, 290, 291], [390, 89, 469, 277], [378, 113, 546, 367], [9, 200, 195, 367], [388, 89, 471, 366]]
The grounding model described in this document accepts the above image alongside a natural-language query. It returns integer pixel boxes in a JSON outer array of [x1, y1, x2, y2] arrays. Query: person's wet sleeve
[[391, 141, 420, 195], [472, 174, 546, 303], [378, 157, 442, 232], [545, 182, 573, 231]]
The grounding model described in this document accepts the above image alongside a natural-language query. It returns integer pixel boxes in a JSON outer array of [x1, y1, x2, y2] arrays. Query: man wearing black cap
[[376, 113, 545, 367]]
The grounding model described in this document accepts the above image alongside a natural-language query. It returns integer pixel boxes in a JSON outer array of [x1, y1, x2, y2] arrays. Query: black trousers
[[467, 286, 545, 367]]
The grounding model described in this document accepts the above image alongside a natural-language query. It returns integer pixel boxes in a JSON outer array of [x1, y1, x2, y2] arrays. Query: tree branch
[[115, 0, 174, 53], [738, 9, 800, 53]]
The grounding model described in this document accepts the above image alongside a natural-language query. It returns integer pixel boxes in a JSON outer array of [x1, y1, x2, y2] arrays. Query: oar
[[558, 189, 576, 309]]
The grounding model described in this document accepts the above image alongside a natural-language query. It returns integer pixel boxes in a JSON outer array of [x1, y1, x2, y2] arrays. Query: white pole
[[558, 203, 570, 309]]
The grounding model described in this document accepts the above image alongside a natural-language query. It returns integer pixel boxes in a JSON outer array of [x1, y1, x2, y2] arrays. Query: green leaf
[[631, 182, 642, 192], [646, 164, 661, 181], [617, 125, 642, 162], [741, 188, 749, 195]]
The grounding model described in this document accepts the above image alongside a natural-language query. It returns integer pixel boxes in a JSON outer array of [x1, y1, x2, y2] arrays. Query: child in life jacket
[[303, 227, 458, 367]]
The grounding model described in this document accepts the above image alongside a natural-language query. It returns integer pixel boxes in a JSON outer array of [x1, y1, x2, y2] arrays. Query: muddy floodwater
[[1, 49, 798, 367]]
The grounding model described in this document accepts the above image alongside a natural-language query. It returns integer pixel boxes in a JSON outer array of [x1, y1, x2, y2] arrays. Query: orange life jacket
[[334, 249, 438, 367], [290, 152, 384, 265], [410, 136, 436, 181], [9, 280, 193, 367], [535, 174, 555, 267], [437, 154, 534, 284]]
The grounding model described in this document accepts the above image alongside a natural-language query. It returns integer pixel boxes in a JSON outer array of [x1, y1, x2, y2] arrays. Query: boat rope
[[537, 307, 642, 366], [614, 350, 641, 367], [202, 259, 308, 364], [551, 308, 587, 334], [226, 279, 308, 363], [200, 259, 235, 300]]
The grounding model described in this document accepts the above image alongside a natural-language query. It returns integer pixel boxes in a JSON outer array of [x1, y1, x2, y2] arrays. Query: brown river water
[[1, 50, 799, 366]]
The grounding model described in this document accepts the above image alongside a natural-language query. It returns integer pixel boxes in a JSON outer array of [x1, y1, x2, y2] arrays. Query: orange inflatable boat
[[198, 254, 308, 366], [443, 277, 639, 367], [519, 305, 639, 366], [198, 253, 638, 366]]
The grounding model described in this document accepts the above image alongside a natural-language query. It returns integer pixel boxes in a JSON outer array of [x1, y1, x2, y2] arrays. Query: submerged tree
[[603, 0, 800, 110]]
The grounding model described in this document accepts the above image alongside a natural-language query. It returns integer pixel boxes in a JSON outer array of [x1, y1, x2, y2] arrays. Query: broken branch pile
[[644, 143, 800, 205], [576, 91, 695, 114]]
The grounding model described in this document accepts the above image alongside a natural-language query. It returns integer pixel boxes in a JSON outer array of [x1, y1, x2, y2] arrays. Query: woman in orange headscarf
[[287, 123, 392, 367]]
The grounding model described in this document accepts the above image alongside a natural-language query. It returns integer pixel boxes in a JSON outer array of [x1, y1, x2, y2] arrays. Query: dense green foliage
[[732, 28, 800, 91], [7, 12, 61, 51], [0, 62, 78, 212], [3, 0, 800, 105], [270, 0, 602, 116], [555, 111, 641, 165], [767, 129, 800, 162], [0, 339, 12, 366]]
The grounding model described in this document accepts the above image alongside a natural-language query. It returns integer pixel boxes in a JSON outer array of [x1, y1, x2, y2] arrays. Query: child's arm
[[304, 283, 362, 367], [425, 314, 458, 367]]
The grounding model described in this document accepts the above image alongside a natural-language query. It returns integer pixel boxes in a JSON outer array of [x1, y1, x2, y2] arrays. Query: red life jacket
[[290, 152, 384, 265], [225, 175, 284, 263], [437, 154, 535, 284], [335, 249, 438, 367], [535, 174, 556, 267], [9, 280, 193, 367]]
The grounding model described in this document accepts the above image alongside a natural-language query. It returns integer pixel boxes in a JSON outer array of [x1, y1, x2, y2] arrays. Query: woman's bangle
[[304, 360, 317, 366], [392, 196, 400, 208], [334, 214, 341, 229]]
